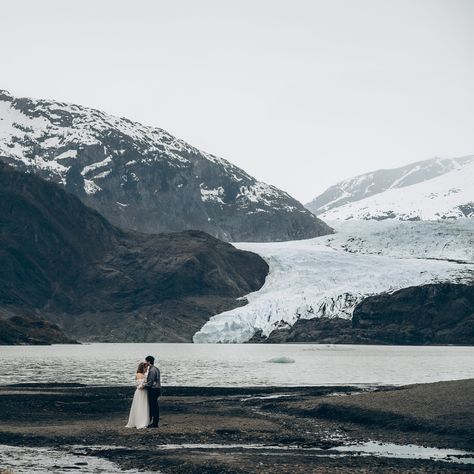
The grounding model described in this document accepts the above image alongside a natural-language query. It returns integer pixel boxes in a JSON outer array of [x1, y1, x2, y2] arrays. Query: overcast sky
[[2, 0, 474, 202]]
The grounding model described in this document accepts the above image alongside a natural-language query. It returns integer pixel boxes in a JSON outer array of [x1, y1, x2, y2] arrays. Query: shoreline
[[0, 379, 473, 472], [4, 340, 474, 346]]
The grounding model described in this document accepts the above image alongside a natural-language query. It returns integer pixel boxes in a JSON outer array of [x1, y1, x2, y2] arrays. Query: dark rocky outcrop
[[352, 283, 474, 344], [255, 283, 474, 345], [248, 318, 354, 344], [0, 164, 269, 343], [0, 89, 331, 242], [0, 315, 77, 345]]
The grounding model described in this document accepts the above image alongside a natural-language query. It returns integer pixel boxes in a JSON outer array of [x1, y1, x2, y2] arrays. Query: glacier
[[193, 220, 474, 343], [321, 219, 474, 262]]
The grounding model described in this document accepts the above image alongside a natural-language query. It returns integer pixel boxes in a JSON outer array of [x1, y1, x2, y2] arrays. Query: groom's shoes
[[147, 423, 159, 428]]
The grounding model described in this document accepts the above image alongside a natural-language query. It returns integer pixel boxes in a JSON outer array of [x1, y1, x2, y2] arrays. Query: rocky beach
[[0, 379, 473, 473]]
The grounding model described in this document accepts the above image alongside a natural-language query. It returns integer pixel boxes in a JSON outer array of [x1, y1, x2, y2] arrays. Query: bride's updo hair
[[137, 362, 147, 374]]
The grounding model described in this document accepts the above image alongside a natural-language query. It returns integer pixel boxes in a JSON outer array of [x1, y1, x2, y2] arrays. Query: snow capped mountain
[[0, 90, 331, 241], [193, 220, 474, 343], [306, 156, 474, 221]]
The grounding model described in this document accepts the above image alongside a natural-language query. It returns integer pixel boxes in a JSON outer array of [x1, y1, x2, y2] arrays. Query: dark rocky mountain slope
[[0, 89, 331, 242], [0, 164, 268, 343]]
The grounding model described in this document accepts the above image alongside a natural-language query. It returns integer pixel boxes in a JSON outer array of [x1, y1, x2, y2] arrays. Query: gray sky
[[2, 0, 474, 202]]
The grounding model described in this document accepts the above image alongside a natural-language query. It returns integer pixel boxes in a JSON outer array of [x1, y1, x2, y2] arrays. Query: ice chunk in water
[[267, 357, 295, 364]]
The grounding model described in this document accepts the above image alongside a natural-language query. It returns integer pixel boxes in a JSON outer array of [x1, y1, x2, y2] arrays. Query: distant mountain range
[[0, 164, 268, 344], [0, 90, 331, 241], [306, 156, 474, 221]]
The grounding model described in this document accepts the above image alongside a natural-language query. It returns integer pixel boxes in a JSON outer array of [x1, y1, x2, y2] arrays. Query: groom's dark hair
[[145, 355, 155, 365]]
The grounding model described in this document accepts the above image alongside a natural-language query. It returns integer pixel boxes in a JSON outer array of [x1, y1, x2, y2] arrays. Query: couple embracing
[[126, 355, 161, 429]]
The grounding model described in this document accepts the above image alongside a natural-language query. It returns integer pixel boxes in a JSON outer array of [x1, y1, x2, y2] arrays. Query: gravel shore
[[0, 380, 473, 473]]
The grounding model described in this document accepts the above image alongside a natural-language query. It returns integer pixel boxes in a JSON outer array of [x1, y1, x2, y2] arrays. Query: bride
[[125, 362, 150, 429]]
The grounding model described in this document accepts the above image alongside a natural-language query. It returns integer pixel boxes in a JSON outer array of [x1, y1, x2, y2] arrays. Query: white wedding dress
[[125, 374, 150, 429]]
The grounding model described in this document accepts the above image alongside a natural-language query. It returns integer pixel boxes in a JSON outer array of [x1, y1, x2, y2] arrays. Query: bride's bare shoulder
[[136, 373, 145, 378]]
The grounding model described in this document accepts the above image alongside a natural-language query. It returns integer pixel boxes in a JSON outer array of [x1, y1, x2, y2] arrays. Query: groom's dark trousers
[[148, 387, 161, 426]]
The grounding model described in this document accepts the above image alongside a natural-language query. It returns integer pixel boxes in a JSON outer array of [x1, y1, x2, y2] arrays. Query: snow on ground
[[320, 161, 474, 220], [193, 221, 474, 343]]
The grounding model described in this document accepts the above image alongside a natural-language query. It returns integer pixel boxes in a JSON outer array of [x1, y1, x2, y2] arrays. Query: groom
[[144, 355, 161, 428]]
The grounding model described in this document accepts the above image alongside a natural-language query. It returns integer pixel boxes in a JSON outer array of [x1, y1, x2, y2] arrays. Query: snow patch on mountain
[[84, 179, 102, 195], [193, 220, 474, 343], [200, 185, 225, 204], [55, 149, 78, 160], [81, 156, 113, 176]]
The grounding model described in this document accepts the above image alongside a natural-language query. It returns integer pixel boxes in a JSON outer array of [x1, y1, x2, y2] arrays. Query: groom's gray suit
[[145, 364, 161, 427]]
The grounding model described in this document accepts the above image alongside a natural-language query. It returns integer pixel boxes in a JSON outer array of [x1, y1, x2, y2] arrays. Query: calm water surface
[[0, 343, 473, 387]]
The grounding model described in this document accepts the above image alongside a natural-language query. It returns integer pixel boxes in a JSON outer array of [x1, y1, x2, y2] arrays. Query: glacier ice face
[[193, 220, 474, 343]]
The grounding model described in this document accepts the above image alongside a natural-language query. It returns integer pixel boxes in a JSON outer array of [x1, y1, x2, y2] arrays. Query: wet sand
[[0, 380, 473, 473]]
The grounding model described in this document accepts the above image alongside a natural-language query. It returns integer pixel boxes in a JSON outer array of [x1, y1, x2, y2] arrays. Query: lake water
[[0, 343, 473, 387]]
